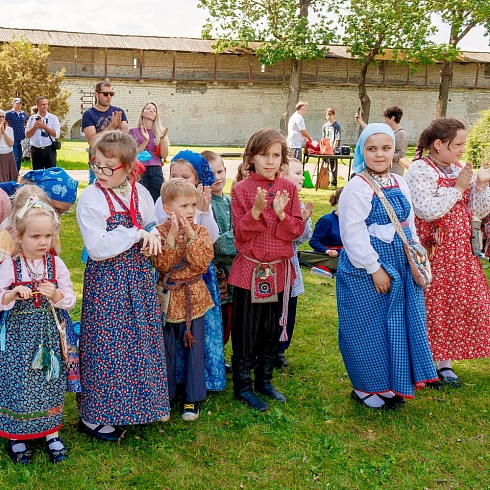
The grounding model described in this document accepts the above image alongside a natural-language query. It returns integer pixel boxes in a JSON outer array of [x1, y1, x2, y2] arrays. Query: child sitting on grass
[[153, 178, 215, 421]]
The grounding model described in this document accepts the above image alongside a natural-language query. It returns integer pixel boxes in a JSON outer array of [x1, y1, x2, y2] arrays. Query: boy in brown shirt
[[153, 179, 214, 421]]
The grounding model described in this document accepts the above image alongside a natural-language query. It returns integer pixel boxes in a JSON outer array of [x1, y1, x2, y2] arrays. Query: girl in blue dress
[[76, 130, 169, 441], [336, 124, 437, 411]]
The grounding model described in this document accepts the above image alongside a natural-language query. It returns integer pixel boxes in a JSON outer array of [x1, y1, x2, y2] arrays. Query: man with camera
[[25, 97, 60, 170]]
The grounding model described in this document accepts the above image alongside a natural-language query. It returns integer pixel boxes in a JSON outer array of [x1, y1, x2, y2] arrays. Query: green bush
[[465, 108, 490, 167]]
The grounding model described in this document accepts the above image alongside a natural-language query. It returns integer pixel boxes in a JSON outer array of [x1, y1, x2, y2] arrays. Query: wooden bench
[[219, 152, 243, 158]]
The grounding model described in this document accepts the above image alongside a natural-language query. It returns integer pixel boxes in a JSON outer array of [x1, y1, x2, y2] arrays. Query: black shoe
[[225, 363, 233, 374], [274, 353, 289, 369], [350, 390, 399, 411], [46, 436, 68, 464], [437, 368, 462, 388], [378, 394, 406, 407], [426, 380, 444, 389], [8, 440, 33, 464], [235, 389, 269, 412], [77, 420, 121, 442], [181, 402, 200, 421], [255, 355, 286, 403], [232, 358, 269, 412]]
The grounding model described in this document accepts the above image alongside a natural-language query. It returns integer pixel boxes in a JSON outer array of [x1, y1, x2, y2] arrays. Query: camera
[[35, 115, 41, 121]]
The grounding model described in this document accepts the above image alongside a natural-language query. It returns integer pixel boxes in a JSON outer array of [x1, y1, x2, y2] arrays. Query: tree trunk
[[280, 0, 310, 133], [280, 58, 301, 134], [436, 59, 452, 118], [358, 61, 371, 127]]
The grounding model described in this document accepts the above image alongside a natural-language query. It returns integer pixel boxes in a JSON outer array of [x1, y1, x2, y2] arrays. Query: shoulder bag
[[361, 170, 432, 288]]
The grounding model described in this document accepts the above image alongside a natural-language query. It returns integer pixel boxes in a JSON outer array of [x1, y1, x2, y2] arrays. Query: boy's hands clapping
[[302, 201, 314, 222], [273, 190, 289, 221], [252, 187, 267, 220], [197, 184, 212, 212]]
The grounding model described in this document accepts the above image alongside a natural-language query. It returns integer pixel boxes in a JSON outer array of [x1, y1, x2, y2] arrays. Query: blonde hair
[[92, 130, 138, 181], [283, 157, 302, 175], [160, 178, 199, 205], [138, 102, 165, 141], [169, 159, 199, 184], [201, 150, 223, 166], [11, 185, 59, 257]]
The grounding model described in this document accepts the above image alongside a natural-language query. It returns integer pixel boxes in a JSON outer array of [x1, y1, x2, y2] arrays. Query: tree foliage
[[0, 40, 70, 134], [340, 0, 439, 123], [198, 0, 338, 128], [464, 109, 490, 167], [431, 0, 490, 117]]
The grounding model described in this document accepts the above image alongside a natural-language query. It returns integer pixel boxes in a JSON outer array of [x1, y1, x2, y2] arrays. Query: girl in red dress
[[405, 118, 490, 387]]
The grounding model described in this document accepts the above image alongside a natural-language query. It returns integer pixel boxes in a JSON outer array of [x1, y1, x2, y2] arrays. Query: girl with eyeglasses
[[76, 130, 170, 441], [0, 110, 18, 182]]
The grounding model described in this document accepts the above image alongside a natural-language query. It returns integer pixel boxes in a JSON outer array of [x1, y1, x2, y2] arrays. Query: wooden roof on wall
[[1, 26, 489, 62]]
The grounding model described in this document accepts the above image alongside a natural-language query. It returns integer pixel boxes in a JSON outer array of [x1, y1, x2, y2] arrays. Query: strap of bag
[[360, 170, 409, 247]]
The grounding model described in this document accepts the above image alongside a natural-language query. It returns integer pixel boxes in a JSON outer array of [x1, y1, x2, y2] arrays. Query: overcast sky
[[1, 0, 489, 52]]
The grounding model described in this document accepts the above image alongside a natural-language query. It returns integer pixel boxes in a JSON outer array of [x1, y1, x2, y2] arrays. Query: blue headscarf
[[353, 123, 396, 175], [23, 167, 79, 204], [0, 181, 21, 197], [171, 150, 215, 186]]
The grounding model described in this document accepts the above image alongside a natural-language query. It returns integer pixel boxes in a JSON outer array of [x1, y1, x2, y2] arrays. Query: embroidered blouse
[[405, 158, 490, 221]]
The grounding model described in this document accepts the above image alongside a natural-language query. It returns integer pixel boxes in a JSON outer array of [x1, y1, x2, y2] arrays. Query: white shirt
[[338, 174, 419, 274], [405, 158, 490, 221], [154, 195, 220, 243], [0, 256, 76, 311], [25, 111, 60, 148], [77, 183, 158, 261], [0, 126, 14, 154], [286, 112, 306, 149]]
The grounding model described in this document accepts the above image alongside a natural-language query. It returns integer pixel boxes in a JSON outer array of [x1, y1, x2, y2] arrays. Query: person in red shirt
[[229, 128, 305, 411]]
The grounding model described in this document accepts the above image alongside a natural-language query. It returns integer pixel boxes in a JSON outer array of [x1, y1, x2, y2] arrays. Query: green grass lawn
[[4, 163, 490, 489]]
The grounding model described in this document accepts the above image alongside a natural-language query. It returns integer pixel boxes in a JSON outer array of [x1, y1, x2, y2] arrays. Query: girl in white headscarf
[[336, 123, 437, 411]]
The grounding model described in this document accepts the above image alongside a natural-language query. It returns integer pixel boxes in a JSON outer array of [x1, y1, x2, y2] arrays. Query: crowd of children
[[1, 115, 489, 465]]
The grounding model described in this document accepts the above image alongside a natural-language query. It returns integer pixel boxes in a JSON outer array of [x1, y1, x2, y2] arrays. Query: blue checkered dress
[[336, 183, 437, 397]]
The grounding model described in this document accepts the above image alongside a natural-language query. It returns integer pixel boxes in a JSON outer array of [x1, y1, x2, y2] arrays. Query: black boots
[[232, 359, 269, 412], [255, 355, 286, 403]]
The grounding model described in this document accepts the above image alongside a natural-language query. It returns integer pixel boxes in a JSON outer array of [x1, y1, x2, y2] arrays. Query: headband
[[16, 196, 59, 224]]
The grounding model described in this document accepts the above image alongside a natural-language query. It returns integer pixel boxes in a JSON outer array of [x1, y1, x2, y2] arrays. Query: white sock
[[46, 432, 64, 451], [380, 391, 395, 398], [437, 361, 457, 378], [11, 440, 27, 452], [82, 419, 116, 434], [355, 390, 385, 408]]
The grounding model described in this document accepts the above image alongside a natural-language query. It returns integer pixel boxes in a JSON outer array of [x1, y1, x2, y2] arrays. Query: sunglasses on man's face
[[98, 91, 115, 97]]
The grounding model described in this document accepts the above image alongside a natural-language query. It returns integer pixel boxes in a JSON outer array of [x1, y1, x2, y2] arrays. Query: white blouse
[[0, 126, 14, 154], [0, 256, 76, 311], [77, 183, 159, 261], [154, 195, 219, 243], [338, 174, 419, 274], [405, 159, 490, 221]]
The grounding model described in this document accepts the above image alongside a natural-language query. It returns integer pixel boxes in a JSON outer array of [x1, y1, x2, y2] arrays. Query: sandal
[[437, 367, 462, 388], [8, 440, 33, 464], [350, 390, 399, 411], [46, 436, 68, 464]]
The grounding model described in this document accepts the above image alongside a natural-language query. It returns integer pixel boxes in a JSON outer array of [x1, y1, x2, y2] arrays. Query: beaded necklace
[[21, 253, 47, 307]]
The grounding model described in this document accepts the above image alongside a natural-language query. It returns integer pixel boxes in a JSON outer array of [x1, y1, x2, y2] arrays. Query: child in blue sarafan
[[336, 123, 438, 412]]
